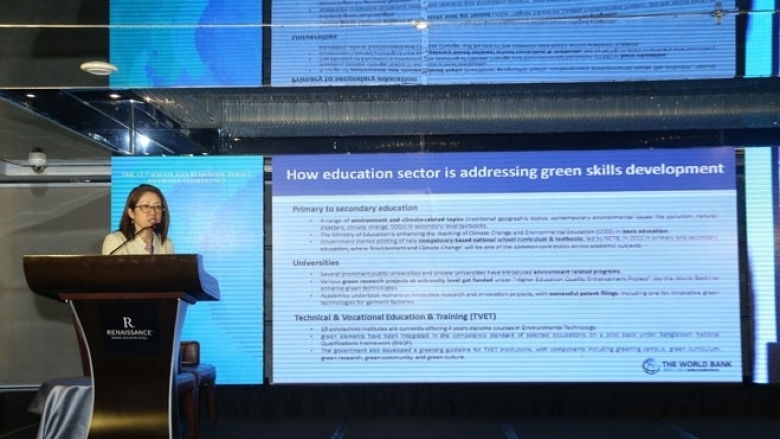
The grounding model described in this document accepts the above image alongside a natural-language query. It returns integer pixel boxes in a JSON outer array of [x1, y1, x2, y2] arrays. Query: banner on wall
[[111, 156, 264, 384], [744, 147, 780, 383]]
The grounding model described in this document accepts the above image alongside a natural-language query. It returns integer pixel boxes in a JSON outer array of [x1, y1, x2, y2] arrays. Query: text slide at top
[[271, 148, 742, 383], [271, 1, 735, 86]]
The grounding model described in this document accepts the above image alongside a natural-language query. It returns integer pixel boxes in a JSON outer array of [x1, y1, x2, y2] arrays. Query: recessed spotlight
[[80, 61, 118, 76], [109, 93, 121, 99], [25, 93, 36, 98]]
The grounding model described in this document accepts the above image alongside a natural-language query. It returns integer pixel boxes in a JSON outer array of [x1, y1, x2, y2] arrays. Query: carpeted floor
[[195, 417, 780, 439], [8, 417, 776, 439]]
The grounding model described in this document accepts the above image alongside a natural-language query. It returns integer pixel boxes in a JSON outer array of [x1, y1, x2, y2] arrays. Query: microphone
[[149, 225, 155, 255], [108, 224, 159, 255]]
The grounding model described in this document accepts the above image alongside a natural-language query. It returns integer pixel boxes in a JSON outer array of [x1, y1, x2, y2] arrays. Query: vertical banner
[[744, 146, 779, 383], [745, 0, 776, 77], [111, 156, 264, 384]]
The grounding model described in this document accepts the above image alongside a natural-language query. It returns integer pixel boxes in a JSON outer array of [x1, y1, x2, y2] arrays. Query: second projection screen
[[272, 148, 742, 383]]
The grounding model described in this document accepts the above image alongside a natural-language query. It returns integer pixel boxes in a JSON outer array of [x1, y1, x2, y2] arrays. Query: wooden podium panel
[[23, 255, 220, 439], [23, 255, 220, 302]]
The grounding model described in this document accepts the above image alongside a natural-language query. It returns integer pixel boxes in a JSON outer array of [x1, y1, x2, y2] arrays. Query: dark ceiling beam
[[140, 78, 780, 139]]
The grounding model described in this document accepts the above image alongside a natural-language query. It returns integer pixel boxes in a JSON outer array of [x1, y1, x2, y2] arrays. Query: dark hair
[[118, 184, 170, 243]]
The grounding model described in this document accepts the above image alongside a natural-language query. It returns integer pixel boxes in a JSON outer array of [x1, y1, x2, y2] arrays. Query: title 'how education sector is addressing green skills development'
[[285, 163, 726, 181]]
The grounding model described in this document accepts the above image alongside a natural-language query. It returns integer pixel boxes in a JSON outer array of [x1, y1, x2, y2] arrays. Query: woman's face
[[128, 191, 164, 231]]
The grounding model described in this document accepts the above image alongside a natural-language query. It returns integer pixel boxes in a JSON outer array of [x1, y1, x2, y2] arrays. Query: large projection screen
[[111, 156, 265, 384], [271, 148, 742, 383]]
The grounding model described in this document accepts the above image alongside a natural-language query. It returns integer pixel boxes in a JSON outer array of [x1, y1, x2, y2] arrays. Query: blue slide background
[[744, 147, 779, 383], [110, 0, 261, 87], [111, 156, 264, 384], [745, 0, 776, 77]]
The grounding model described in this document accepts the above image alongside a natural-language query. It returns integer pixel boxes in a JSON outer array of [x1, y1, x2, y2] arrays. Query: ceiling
[[1, 77, 780, 161]]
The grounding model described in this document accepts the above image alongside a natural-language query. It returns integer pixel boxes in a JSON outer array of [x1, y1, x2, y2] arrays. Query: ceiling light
[[136, 134, 151, 150], [413, 20, 429, 30], [109, 93, 121, 99], [80, 61, 118, 76]]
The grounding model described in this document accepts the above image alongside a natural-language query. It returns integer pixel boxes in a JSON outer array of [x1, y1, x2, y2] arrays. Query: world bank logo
[[642, 358, 661, 375]]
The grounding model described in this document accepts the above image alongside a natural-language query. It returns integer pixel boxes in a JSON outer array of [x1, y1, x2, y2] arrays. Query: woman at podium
[[101, 184, 175, 255]]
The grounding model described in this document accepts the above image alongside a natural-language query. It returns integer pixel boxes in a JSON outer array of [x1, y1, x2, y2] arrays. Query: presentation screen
[[743, 147, 780, 383], [111, 156, 264, 384], [271, 148, 743, 383], [271, 1, 736, 86], [104, 1, 777, 87], [105, 1, 779, 87]]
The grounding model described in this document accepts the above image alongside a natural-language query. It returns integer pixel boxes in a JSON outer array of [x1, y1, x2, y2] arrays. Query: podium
[[23, 254, 220, 439]]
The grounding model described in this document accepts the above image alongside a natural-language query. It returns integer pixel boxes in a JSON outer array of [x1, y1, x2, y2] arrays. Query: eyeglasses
[[135, 204, 165, 213]]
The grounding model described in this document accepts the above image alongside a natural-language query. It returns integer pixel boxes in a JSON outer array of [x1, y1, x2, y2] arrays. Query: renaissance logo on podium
[[99, 302, 162, 357], [105, 316, 155, 340]]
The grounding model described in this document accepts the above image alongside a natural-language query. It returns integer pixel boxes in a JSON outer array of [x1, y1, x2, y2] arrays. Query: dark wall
[[0, 391, 38, 436], [0, 1, 108, 88]]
